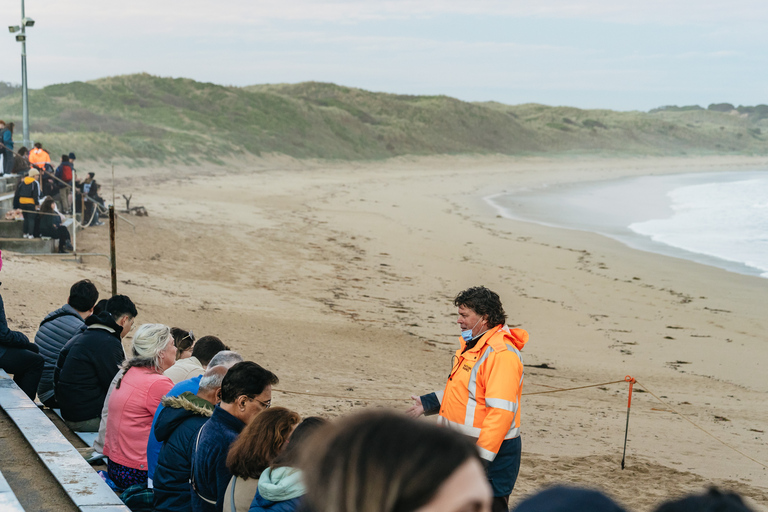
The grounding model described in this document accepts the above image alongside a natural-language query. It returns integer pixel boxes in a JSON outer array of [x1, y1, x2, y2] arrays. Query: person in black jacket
[[13, 168, 41, 239], [0, 251, 44, 400], [55, 294, 137, 432], [154, 366, 226, 512]]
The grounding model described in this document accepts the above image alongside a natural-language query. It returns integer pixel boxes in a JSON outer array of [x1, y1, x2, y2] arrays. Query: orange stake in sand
[[621, 375, 636, 469]]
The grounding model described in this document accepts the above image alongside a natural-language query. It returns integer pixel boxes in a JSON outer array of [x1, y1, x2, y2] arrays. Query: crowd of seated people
[[0, 269, 758, 512]]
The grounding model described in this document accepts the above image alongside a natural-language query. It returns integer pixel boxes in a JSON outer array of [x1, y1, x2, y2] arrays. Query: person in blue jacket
[[191, 361, 278, 512], [154, 366, 227, 512], [35, 279, 99, 407], [249, 417, 327, 512]]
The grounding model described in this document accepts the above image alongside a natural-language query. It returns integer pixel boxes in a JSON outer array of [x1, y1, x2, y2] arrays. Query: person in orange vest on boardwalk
[[28, 142, 51, 171], [408, 286, 528, 512]]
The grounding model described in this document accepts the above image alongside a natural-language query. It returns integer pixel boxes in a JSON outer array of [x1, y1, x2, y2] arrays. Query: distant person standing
[[13, 168, 41, 239], [55, 154, 74, 214], [408, 286, 528, 512], [0, 121, 15, 175], [13, 146, 31, 175], [28, 142, 51, 171]]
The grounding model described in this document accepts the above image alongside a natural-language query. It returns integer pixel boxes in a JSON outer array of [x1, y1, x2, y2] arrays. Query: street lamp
[[7, 4, 34, 148]]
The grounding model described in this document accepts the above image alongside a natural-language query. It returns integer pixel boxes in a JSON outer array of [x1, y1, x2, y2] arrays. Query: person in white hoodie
[[248, 417, 327, 512]]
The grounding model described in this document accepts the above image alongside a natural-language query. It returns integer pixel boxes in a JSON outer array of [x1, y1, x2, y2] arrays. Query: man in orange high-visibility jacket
[[408, 286, 527, 512], [28, 143, 51, 171]]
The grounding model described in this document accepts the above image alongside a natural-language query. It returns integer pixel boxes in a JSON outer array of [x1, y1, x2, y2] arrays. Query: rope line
[[522, 379, 627, 395], [634, 380, 767, 469], [274, 379, 628, 402]]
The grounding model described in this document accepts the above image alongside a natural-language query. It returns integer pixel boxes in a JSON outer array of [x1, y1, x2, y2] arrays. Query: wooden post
[[109, 205, 117, 296]]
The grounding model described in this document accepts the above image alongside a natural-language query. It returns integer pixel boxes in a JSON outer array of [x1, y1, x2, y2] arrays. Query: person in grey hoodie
[[248, 417, 327, 512], [35, 280, 99, 407]]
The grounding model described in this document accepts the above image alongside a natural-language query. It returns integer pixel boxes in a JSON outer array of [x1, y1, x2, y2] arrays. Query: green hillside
[[1, 74, 766, 162]]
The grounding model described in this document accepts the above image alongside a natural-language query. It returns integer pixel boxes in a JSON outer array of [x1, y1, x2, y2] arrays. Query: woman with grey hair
[[103, 323, 176, 489]]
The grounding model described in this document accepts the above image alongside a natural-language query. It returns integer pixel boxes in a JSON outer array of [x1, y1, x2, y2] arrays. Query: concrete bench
[[0, 370, 129, 511], [0, 469, 25, 511]]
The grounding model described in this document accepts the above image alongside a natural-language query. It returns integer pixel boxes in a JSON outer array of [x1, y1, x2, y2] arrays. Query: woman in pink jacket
[[104, 323, 176, 489]]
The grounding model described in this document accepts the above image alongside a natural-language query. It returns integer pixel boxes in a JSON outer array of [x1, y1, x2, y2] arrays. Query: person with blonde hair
[[302, 411, 492, 512], [103, 323, 176, 489], [223, 407, 301, 512]]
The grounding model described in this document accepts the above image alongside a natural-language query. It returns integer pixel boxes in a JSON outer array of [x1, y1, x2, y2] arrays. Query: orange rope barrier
[[274, 378, 629, 402]]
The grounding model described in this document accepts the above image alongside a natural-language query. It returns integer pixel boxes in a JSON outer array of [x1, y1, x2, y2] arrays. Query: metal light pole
[[8, 0, 35, 148]]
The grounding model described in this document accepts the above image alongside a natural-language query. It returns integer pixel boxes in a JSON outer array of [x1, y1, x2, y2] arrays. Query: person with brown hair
[[248, 416, 328, 512], [223, 407, 301, 512], [39, 196, 73, 252], [171, 328, 195, 360], [302, 410, 492, 512]]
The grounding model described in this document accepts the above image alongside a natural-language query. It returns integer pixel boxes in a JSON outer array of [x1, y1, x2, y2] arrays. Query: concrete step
[[0, 174, 21, 193], [0, 221, 23, 238], [0, 237, 55, 254]]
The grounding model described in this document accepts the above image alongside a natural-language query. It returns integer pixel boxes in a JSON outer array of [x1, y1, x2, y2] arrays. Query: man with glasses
[[191, 361, 278, 512]]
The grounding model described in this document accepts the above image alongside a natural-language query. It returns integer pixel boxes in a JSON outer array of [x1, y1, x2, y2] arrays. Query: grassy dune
[[0, 74, 766, 162]]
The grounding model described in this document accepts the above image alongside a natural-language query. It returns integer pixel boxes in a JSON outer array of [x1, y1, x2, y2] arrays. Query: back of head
[[302, 410, 479, 512], [105, 295, 137, 321], [226, 407, 301, 479], [40, 196, 55, 213], [127, 323, 172, 373], [272, 416, 328, 470], [61, 154, 69, 162], [191, 335, 228, 367], [512, 486, 626, 512], [34, 142, 42, 149], [220, 361, 279, 404], [92, 299, 109, 316], [18, 147, 27, 156], [170, 327, 194, 357], [207, 350, 243, 369], [653, 488, 754, 512], [68, 280, 99, 313], [198, 365, 228, 393]]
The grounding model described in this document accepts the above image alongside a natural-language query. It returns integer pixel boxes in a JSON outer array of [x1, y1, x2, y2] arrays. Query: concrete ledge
[[0, 238, 56, 254], [0, 469, 25, 511], [0, 220, 24, 238], [0, 371, 129, 512]]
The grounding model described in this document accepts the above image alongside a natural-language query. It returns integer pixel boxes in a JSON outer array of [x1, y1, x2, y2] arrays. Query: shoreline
[[1, 154, 766, 511], [484, 169, 768, 279]]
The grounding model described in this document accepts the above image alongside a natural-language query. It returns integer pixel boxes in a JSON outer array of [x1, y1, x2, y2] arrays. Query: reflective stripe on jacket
[[28, 148, 51, 168], [436, 325, 527, 462]]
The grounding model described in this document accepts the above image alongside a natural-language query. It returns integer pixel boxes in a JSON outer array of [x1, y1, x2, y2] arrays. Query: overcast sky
[[1, 0, 766, 110]]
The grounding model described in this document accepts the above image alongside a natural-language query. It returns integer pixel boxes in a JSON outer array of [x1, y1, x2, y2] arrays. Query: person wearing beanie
[[13, 168, 42, 238]]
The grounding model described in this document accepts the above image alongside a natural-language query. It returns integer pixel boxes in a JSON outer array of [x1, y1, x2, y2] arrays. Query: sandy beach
[[2, 154, 767, 511]]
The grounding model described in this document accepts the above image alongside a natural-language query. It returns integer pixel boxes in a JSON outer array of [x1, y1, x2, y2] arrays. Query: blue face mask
[[460, 318, 482, 342]]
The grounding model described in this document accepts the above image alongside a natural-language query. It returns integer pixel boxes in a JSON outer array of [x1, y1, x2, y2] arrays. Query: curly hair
[[453, 286, 506, 328]]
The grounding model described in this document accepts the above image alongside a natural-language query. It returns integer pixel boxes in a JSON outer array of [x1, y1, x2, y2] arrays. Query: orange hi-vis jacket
[[28, 148, 50, 169], [435, 324, 527, 462]]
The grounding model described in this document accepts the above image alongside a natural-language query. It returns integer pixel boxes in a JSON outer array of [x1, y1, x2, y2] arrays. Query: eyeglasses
[[181, 331, 195, 343], [253, 397, 271, 409]]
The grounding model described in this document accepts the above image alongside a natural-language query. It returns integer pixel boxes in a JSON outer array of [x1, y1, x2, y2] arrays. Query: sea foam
[[629, 178, 768, 278]]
